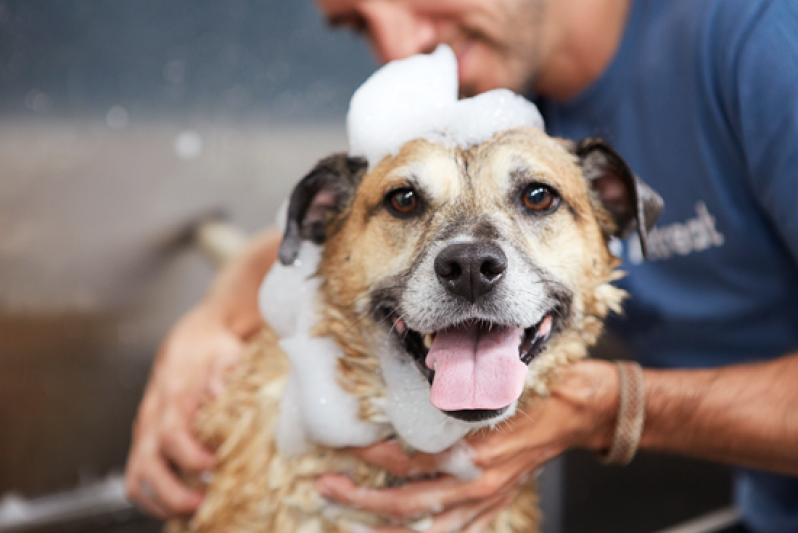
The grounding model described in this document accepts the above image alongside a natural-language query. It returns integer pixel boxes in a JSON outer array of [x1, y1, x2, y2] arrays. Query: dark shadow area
[[563, 450, 733, 533]]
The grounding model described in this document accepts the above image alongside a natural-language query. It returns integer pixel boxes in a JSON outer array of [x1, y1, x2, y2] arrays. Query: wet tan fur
[[168, 127, 624, 533]]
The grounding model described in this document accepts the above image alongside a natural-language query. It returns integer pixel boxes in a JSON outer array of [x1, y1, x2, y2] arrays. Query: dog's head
[[279, 127, 661, 432]]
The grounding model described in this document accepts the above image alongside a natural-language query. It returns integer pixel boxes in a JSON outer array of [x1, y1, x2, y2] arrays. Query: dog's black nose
[[434, 242, 507, 303]]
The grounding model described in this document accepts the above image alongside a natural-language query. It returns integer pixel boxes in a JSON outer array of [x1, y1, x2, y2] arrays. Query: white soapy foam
[[347, 45, 458, 169], [376, 338, 472, 454], [258, 243, 322, 339], [439, 441, 482, 481], [408, 517, 434, 532], [260, 209, 386, 453], [275, 369, 310, 454], [347, 44, 544, 169], [279, 336, 387, 451]]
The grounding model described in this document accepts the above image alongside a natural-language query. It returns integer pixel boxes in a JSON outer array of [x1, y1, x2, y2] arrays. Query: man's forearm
[[640, 353, 798, 475], [203, 227, 282, 339]]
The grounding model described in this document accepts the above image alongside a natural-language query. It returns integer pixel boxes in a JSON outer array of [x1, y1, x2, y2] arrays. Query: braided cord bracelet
[[600, 360, 646, 466]]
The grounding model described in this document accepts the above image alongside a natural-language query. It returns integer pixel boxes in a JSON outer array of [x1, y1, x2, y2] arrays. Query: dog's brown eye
[[387, 188, 419, 216], [522, 184, 558, 212]]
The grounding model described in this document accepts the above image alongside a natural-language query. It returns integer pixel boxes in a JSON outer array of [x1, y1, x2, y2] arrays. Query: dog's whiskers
[[515, 406, 536, 424]]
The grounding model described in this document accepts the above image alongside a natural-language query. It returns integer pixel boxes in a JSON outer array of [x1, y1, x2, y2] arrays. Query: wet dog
[[169, 127, 661, 533]]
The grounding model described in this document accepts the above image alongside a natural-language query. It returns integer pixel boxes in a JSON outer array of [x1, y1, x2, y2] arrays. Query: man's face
[[316, 0, 548, 97]]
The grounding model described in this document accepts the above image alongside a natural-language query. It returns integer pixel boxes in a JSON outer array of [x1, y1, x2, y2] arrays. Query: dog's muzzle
[[379, 308, 555, 423], [373, 241, 566, 423]]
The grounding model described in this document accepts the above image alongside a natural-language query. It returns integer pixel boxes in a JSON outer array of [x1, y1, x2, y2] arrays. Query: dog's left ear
[[570, 138, 664, 259], [278, 153, 368, 266]]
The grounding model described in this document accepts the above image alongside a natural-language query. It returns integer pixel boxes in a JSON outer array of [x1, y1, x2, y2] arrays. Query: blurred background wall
[[0, 0, 374, 501]]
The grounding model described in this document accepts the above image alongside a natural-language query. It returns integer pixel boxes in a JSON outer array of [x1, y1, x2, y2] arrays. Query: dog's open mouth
[[381, 309, 555, 422]]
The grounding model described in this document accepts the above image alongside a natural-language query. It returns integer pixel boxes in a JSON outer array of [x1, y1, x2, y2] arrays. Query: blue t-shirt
[[538, 0, 798, 531]]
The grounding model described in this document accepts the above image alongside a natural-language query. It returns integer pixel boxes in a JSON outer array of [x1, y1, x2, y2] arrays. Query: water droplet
[[106, 105, 129, 129], [174, 130, 203, 159]]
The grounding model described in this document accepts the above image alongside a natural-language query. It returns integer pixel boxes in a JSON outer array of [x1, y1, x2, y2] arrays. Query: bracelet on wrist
[[599, 360, 645, 466]]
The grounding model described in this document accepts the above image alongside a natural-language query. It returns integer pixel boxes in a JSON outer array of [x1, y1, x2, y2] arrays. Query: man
[[126, 0, 798, 531]]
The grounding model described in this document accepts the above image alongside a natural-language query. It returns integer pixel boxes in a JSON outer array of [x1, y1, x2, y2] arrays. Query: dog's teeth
[[540, 315, 553, 338], [394, 318, 406, 334], [423, 333, 434, 349]]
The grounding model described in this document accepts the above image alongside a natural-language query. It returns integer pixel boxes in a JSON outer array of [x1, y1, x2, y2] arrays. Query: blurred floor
[[8, 511, 161, 533]]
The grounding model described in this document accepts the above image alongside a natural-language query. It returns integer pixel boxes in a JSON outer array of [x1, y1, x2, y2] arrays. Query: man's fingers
[[318, 454, 533, 522], [125, 470, 167, 519], [342, 487, 517, 533], [461, 490, 517, 533], [317, 474, 442, 521], [317, 473, 479, 522], [348, 441, 439, 477], [464, 410, 562, 473], [464, 411, 544, 468], [146, 457, 205, 515], [430, 488, 515, 533], [131, 489, 171, 520], [161, 424, 215, 473]]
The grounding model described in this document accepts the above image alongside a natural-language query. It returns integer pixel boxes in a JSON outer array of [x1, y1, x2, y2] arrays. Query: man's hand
[[125, 228, 281, 518], [125, 306, 244, 517], [315, 360, 619, 532]]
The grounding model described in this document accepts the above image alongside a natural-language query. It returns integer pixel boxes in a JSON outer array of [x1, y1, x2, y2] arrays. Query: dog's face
[[280, 127, 661, 432]]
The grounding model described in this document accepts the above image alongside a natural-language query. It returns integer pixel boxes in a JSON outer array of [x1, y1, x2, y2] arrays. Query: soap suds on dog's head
[[347, 44, 544, 169]]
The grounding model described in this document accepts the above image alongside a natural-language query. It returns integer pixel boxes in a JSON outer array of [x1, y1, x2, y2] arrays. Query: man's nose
[[362, 2, 439, 63]]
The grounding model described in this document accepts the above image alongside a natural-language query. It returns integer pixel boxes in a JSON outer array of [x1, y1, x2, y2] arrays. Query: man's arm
[[642, 353, 798, 475], [125, 228, 282, 518], [202, 227, 283, 340]]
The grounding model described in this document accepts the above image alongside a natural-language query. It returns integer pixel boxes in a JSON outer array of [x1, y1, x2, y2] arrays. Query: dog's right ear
[[278, 153, 368, 266]]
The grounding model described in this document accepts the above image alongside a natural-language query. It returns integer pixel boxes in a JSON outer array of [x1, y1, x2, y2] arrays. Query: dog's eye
[[386, 188, 420, 216], [522, 184, 559, 212]]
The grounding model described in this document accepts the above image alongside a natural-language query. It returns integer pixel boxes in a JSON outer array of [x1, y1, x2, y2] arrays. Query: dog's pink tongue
[[426, 323, 528, 411]]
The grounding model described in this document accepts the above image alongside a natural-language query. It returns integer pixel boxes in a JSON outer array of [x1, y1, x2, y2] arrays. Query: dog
[[167, 126, 662, 533]]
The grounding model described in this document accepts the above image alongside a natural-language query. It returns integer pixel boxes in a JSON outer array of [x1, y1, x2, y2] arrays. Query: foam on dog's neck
[[373, 337, 471, 453], [260, 207, 388, 453], [347, 45, 545, 169]]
